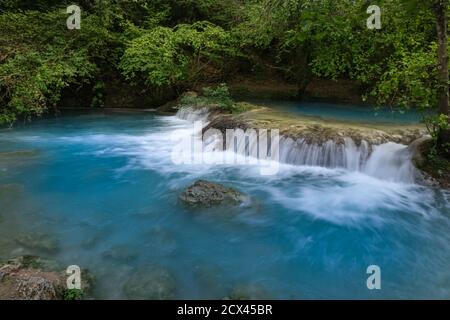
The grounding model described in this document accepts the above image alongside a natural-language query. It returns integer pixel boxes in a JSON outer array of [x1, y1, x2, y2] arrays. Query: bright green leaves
[[120, 27, 184, 87], [0, 48, 96, 122], [373, 45, 438, 110], [120, 22, 235, 88], [0, 10, 111, 125]]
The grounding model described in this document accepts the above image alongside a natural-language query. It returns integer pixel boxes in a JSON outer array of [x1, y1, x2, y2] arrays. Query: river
[[0, 109, 449, 299]]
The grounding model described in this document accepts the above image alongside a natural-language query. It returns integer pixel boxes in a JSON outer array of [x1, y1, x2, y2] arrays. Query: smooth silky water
[[0, 110, 449, 299], [248, 99, 423, 124]]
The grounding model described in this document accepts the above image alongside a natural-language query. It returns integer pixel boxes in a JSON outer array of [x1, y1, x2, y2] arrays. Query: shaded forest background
[[0, 0, 448, 145]]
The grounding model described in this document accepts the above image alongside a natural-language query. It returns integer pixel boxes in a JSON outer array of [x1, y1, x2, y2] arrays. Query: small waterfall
[[176, 107, 210, 122], [364, 143, 417, 182], [278, 137, 370, 171], [176, 107, 418, 182]]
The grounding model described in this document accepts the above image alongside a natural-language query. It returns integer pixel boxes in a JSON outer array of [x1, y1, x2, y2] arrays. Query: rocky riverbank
[[0, 256, 92, 300]]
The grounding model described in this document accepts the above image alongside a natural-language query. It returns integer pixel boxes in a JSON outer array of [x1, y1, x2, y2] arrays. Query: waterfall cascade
[[176, 107, 418, 182], [176, 107, 210, 122]]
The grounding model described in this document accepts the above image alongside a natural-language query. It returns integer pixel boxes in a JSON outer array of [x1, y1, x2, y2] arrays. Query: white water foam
[[176, 107, 419, 183], [20, 109, 442, 225]]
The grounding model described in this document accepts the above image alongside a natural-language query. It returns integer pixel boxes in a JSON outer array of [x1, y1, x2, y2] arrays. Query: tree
[[119, 22, 236, 91], [434, 0, 450, 156]]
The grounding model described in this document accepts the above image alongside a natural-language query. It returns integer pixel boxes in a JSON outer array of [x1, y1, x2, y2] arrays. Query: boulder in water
[[408, 136, 433, 169], [408, 136, 449, 187], [179, 180, 249, 207]]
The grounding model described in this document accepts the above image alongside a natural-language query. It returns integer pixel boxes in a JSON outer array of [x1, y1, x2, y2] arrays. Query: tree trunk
[[435, 0, 450, 156], [435, 0, 449, 115], [295, 45, 312, 100]]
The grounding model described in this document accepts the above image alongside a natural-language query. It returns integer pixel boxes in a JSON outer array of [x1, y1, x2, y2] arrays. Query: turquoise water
[[0, 112, 449, 299], [248, 100, 423, 124]]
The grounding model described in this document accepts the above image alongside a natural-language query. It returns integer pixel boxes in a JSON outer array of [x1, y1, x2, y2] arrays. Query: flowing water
[[248, 100, 423, 124], [0, 110, 449, 299]]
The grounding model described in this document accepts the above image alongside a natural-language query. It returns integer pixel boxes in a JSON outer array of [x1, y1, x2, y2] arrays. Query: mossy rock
[[15, 232, 60, 253], [180, 180, 249, 208], [0, 255, 95, 300], [408, 136, 450, 188], [6, 255, 61, 272]]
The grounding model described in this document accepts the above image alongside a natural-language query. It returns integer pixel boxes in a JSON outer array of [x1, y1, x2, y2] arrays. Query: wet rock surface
[[180, 180, 249, 208], [0, 256, 64, 300], [409, 136, 450, 188], [0, 255, 93, 300], [204, 107, 425, 146], [409, 136, 434, 168]]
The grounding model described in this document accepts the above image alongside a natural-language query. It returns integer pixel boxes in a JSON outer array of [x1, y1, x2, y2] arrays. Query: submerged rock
[[193, 263, 226, 298], [145, 227, 177, 255], [102, 245, 139, 262], [0, 184, 24, 205], [224, 283, 271, 300], [15, 233, 60, 253], [179, 180, 249, 208], [0, 183, 24, 194], [123, 265, 176, 300], [0, 150, 40, 159]]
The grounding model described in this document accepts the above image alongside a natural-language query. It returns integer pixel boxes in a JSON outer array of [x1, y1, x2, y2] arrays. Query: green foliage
[[230, 101, 258, 114], [424, 114, 450, 156], [120, 26, 188, 87], [91, 81, 105, 108], [371, 46, 438, 109], [0, 10, 113, 125], [180, 83, 236, 110], [180, 83, 257, 113], [202, 83, 234, 108], [229, 0, 446, 113], [62, 288, 85, 300], [0, 0, 448, 127], [120, 22, 236, 89]]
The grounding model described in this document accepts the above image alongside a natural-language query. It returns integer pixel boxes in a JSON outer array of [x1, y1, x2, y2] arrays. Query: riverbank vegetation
[[0, 1, 449, 157]]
